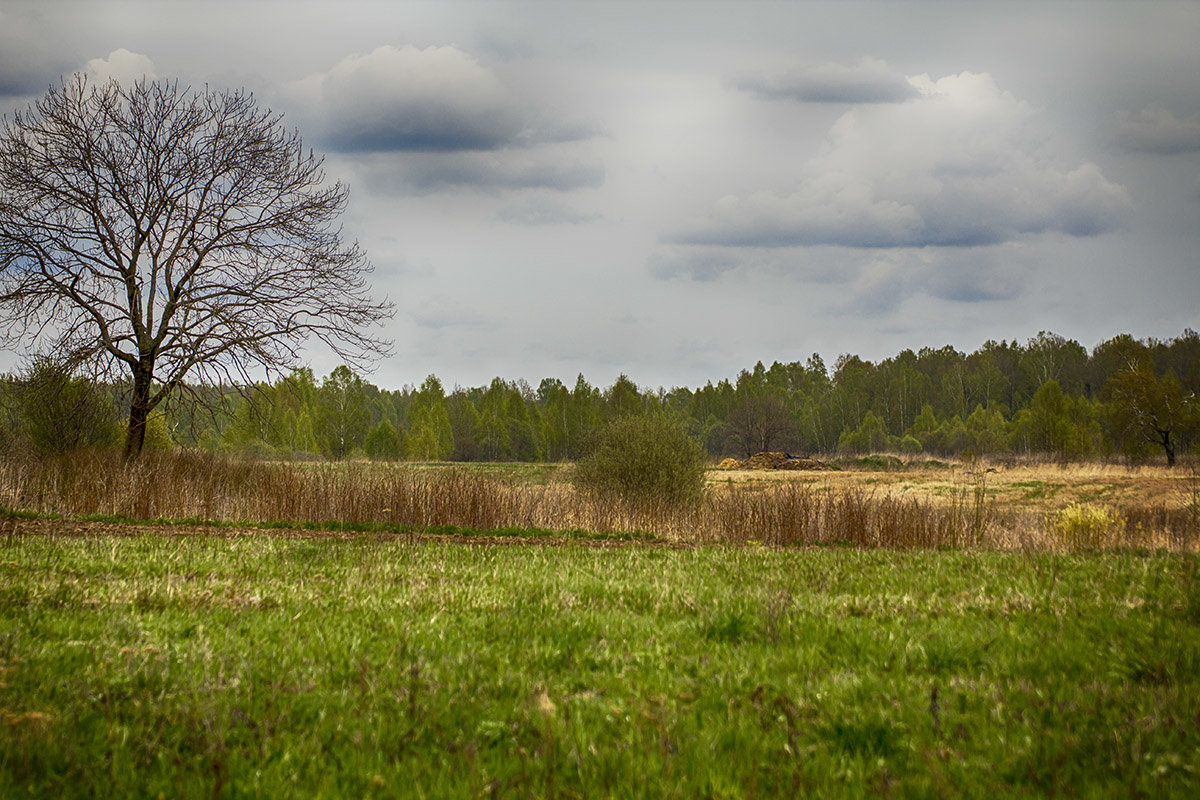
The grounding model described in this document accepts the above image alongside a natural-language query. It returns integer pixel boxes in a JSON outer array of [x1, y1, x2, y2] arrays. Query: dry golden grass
[[711, 460, 1189, 511], [709, 458, 1199, 551]]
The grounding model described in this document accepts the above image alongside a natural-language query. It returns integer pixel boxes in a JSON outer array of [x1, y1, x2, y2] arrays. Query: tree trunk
[[123, 359, 153, 460], [1160, 429, 1176, 468]]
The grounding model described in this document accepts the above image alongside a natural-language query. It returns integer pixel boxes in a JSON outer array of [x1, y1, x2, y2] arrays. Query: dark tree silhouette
[[724, 395, 794, 457], [1104, 361, 1194, 467], [0, 76, 392, 457]]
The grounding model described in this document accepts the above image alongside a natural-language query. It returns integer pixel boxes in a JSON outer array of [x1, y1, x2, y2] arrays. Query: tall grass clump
[[0, 449, 534, 530], [572, 414, 706, 506], [706, 483, 974, 548]]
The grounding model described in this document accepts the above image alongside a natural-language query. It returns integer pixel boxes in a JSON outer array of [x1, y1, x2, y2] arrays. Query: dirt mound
[[719, 452, 832, 471]]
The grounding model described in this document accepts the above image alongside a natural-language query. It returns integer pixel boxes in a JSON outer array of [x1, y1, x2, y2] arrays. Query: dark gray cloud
[[734, 58, 917, 104], [648, 240, 1029, 317], [1111, 104, 1200, 154], [288, 44, 599, 155], [289, 45, 523, 153], [922, 248, 1030, 304], [360, 150, 605, 195], [284, 43, 604, 195], [0, 6, 73, 97], [410, 300, 491, 332]]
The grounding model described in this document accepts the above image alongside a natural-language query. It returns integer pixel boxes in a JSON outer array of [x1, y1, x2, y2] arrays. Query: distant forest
[[4, 330, 1198, 465]]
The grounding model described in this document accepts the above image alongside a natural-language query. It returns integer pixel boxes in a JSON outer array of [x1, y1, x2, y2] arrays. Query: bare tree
[[723, 395, 795, 457], [0, 76, 393, 457]]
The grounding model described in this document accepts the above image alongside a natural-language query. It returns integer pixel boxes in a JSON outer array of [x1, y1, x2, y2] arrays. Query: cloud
[[289, 45, 519, 152], [649, 239, 1029, 311], [84, 49, 157, 84], [733, 57, 917, 104], [673, 71, 1131, 252], [286, 44, 603, 194], [356, 149, 604, 195], [409, 296, 491, 332], [1111, 104, 1200, 154], [289, 44, 601, 154], [647, 246, 748, 281], [495, 196, 600, 226], [0, 8, 71, 96]]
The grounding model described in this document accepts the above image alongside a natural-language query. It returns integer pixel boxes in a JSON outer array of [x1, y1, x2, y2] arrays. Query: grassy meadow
[[3, 534, 1199, 798], [2, 452, 1199, 796]]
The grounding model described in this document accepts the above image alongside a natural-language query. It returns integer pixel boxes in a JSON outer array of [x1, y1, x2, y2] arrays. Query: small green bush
[[833, 454, 905, 472], [573, 414, 706, 505]]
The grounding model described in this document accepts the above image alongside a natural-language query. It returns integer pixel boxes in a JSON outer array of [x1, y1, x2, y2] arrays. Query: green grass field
[[3, 532, 1199, 797]]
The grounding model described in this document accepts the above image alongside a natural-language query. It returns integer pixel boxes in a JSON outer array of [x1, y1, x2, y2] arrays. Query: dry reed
[[0, 450, 1195, 550]]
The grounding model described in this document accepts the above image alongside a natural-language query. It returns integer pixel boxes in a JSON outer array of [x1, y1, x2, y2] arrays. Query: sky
[[1, 0, 1198, 392]]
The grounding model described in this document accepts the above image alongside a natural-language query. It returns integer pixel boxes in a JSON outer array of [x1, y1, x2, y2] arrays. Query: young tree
[[318, 366, 371, 459], [837, 410, 890, 455], [364, 418, 405, 460], [406, 375, 453, 461], [536, 378, 572, 461], [0, 76, 392, 459], [475, 378, 514, 461], [605, 374, 644, 418], [1012, 380, 1100, 460], [447, 390, 483, 462]]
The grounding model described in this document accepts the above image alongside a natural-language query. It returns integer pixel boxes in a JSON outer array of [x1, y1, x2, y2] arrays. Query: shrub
[[573, 414, 706, 505], [6, 356, 121, 455], [1047, 503, 1123, 548]]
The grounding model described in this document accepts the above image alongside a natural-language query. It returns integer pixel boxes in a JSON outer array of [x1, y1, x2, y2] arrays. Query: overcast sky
[[2, 0, 1198, 391]]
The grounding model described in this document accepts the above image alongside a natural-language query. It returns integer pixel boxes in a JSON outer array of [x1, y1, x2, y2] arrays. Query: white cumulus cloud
[[84, 49, 156, 84], [675, 71, 1131, 251]]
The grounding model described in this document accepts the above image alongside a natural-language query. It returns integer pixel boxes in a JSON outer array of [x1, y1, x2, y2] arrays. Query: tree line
[[2, 329, 1197, 465]]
